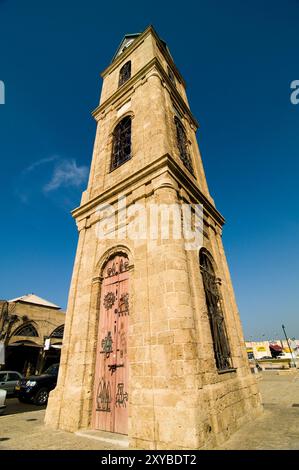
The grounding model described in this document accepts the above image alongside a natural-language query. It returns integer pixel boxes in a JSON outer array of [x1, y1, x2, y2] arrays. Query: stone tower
[[45, 26, 262, 449]]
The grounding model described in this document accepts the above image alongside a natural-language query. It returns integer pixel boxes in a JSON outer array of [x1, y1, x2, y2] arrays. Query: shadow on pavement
[[3, 397, 46, 416]]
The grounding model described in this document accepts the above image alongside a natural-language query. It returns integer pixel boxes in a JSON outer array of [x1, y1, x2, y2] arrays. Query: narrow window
[[118, 61, 131, 87], [111, 116, 132, 170], [174, 117, 194, 174], [167, 66, 176, 87], [200, 250, 231, 371]]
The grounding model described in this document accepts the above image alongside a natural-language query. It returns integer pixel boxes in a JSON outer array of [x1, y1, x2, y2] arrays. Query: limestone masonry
[[45, 25, 262, 449]]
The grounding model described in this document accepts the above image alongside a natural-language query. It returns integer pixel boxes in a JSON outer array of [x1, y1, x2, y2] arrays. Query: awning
[[269, 344, 282, 352]]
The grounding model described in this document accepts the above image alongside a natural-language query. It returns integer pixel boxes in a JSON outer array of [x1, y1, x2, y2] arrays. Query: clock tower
[[45, 26, 262, 449]]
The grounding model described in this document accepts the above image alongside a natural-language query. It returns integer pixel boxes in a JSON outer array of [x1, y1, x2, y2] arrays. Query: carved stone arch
[[50, 324, 65, 339], [199, 247, 219, 276], [108, 110, 135, 139], [11, 321, 40, 338], [94, 245, 134, 280]]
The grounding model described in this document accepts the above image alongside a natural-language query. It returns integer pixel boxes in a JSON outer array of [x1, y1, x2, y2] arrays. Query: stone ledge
[[75, 429, 129, 448]]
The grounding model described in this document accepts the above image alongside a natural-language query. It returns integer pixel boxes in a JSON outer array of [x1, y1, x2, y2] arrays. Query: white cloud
[[43, 159, 89, 193], [24, 156, 58, 174]]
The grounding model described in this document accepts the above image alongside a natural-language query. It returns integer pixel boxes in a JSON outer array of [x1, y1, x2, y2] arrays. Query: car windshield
[[44, 364, 59, 376], [0, 373, 6, 381]]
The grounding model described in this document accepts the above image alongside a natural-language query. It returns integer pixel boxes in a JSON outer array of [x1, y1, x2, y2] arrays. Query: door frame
[[91, 246, 133, 434]]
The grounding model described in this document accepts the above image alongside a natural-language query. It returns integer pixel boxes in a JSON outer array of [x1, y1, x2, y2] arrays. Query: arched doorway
[[92, 253, 130, 435]]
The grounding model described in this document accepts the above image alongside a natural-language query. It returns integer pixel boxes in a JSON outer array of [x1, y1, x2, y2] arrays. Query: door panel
[[92, 255, 129, 434]]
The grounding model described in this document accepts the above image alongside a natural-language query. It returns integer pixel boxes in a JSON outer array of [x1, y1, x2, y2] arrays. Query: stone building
[[45, 26, 262, 449], [246, 340, 299, 360], [0, 294, 65, 375]]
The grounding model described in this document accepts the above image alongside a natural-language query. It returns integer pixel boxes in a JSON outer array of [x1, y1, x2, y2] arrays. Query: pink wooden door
[[92, 255, 129, 435]]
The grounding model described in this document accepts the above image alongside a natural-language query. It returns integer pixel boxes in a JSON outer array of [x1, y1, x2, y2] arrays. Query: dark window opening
[[50, 325, 64, 339], [200, 250, 231, 371], [111, 116, 132, 170], [168, 66, 176, 87], [12, 323, 38, 337], [118, 61, 131, 87], [174, 117, 194, 174]]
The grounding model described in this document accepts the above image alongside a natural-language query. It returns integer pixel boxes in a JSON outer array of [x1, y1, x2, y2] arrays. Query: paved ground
[[218, 370, 299, 450], [0, 371, 299, 450], [0, 399, 122, 450]]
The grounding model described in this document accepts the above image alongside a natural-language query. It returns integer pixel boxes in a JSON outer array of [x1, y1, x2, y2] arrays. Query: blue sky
[[0, 0, 298, 340]]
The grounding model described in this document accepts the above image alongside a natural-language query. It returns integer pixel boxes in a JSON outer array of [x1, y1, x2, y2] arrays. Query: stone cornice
[[166, 156, 225, 226], [72, 154, 170, 219], [72, 153, 225, 227], [155, 60, 199, 129], [92, 58, 156, 120], [92, 57, 199, 129]]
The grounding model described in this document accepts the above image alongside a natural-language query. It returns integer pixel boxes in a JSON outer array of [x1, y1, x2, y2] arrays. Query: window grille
[[118, 61, 131, 87], [174, 117, 194, 174], [111, 116, 132, 170], [200, 251, 231, 371]]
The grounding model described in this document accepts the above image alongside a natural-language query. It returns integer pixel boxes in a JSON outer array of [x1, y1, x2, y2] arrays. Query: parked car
[[15, 363, 59, 406], [0, 371, 23, 396], [0, 389, 7, 415]]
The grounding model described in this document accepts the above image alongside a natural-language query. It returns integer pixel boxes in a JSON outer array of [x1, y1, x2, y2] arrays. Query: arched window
[[50, 325, 64, 339], [199, 250, 231, 371], [111, 116, 132, 170], [118, 61, 131, 87], [174, 117, 194, 174], [12, 323, 38, 337]]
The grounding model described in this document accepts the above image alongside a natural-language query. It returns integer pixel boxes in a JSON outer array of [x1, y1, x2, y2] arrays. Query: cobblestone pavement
[[218, 371, 299, 450], [0, 399, 121, 450], [0, 371, 299, 450]]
